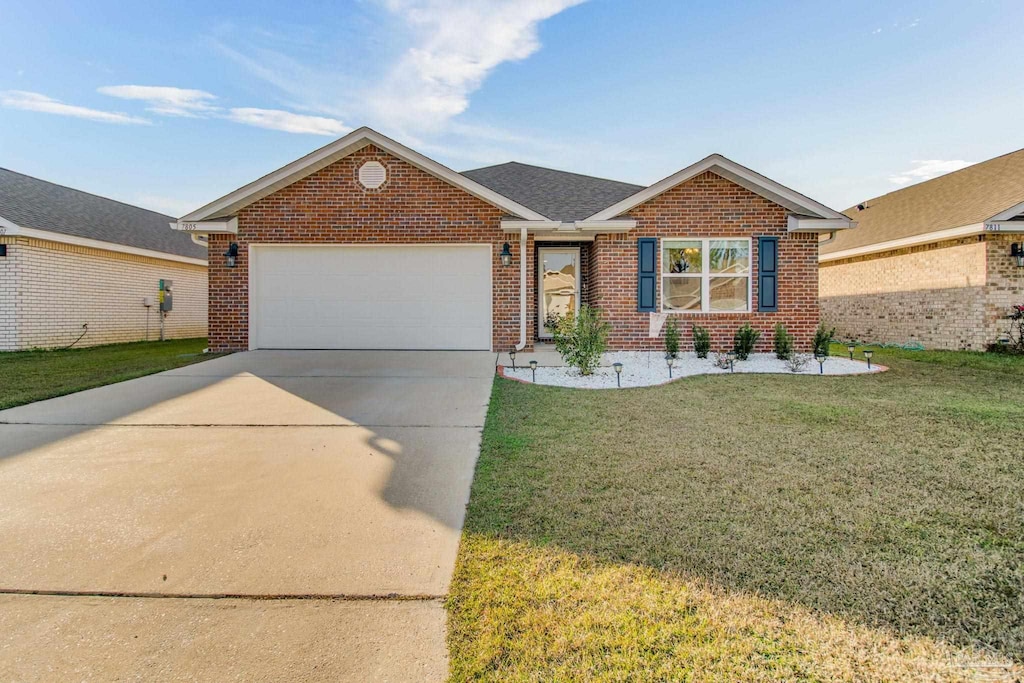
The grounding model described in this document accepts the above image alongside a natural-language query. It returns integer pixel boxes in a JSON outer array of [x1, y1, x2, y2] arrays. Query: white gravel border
[[502, 352, 884, 389]]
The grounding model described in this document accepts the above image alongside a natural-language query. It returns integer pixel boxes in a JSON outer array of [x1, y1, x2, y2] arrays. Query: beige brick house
[[0, 169, 207, 350], [173, 127, 851, 353], [820, 149, 1024, 350]]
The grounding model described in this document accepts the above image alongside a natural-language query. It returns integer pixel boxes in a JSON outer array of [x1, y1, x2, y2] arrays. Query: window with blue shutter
[[757, 236, 778, 312], [637, 238, 657, 312]]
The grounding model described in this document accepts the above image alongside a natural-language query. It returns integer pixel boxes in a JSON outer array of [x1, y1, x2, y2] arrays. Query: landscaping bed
[[502, 351, 882, 388]]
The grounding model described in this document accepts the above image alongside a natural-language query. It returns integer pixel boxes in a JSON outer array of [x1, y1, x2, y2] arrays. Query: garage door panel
[[253, 245, 491, 350]]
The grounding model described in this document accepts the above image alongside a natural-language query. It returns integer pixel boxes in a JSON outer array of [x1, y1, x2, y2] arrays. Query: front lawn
[[0, 338, 215, 410], [448, 347, 1024, 681]]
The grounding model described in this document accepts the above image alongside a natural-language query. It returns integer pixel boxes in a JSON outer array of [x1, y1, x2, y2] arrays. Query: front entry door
[[538, 247, 581, 339]]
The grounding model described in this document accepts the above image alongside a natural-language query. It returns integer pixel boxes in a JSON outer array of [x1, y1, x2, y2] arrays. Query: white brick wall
[[0, 237, 207, 351]]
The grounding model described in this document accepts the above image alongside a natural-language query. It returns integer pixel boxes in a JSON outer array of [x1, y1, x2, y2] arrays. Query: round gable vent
[[358, 161, 387, 189]]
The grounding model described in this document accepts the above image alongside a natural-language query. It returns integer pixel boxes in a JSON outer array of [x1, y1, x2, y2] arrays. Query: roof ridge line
[[848, 146, 1024, 211], [0, 167, 175, 219], [462, 161, 644, 188]]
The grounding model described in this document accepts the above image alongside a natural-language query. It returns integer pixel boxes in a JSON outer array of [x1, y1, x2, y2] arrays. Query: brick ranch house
[[820, 148, 1024, 350], [174, 127, 853, 353], [0, 168, 207, 351]]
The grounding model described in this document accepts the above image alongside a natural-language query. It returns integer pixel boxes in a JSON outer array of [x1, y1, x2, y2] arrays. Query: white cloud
[[888, 159, 975, 186], [0, 90, 149, 125], [368, 0, 586, 131], [98, 85, 217, 117], [226, 108, 351, 136]]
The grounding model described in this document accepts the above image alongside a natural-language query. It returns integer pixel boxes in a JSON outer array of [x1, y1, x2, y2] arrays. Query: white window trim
[[660, 238, 752, 313]]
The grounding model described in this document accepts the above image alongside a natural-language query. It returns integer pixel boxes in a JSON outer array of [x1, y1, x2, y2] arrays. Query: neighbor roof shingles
[[0, 168, 207, 260], [823, 148, 1024, 255], [462, 161, 644, 222]]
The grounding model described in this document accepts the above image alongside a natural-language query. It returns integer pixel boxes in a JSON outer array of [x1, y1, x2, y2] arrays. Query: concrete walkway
[[0, 350, 496, 681]]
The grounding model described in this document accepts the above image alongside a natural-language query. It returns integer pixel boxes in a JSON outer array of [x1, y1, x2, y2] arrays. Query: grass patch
[[448, 347, 1024, 681], [0, 338, 217, 409]]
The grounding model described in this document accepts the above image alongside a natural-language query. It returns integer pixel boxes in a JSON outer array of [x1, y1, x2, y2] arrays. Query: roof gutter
[[516, 226, 528, 352], [3, 223, 208, 266]]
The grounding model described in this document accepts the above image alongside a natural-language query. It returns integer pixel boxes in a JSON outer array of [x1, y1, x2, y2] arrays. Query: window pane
[[663, 277, 702, 311], [663, 240, 702, 274], [709, 277, 749, 311], [709, 240, 749, 274]]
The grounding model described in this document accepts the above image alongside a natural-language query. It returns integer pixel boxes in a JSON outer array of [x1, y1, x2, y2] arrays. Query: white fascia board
[[788, 216, 856, 233], [171, 217, 238, 234], [574, 219, 636, 231], [0, 215, 20, 233], [585, 154, 849, 222], [3, 224, 208, 266], [983, 221, 1024, 232], [988, 200, 1024, 222], [500, 219, 562, 232], [818, 223, 985, 263], [500, 219, 636, 234], [181, 127, 551, 223]]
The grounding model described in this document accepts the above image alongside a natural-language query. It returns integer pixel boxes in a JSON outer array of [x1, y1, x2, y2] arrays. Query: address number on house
[[171, 218, 238, 234]]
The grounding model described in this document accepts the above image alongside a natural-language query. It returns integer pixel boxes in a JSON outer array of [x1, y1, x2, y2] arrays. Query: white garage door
[[251, 245, 492, 350]]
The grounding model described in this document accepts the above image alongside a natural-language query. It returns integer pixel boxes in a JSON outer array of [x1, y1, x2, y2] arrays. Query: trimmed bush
[[813, 323, 836, 357], [773, 324, 794, 360], [664, 318, 681, 359], [692, 325, 711, 359], [733, 323, 761, 361], [552, 305, 610, 376]]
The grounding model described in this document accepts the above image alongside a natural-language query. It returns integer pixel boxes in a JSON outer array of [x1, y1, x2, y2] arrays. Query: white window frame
[[660, 238, 752, 313]]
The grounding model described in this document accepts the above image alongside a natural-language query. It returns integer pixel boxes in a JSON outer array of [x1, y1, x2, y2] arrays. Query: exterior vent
[[358, 161, 387, 189]]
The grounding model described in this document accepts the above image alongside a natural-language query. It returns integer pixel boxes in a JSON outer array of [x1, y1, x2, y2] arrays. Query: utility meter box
[[159, 279, 173, 312]]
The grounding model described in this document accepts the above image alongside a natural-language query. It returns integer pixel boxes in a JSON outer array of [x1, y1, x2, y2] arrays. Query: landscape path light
[[665, 354, 675, 379], [847, 344, 856, 360], [726, 350, 737, 373], [613, 362, 623, 387], [509, 348, 517, 370], [815, 353, 827, 375], [529, 359, 538, 382], [863, 349, 874, 369]]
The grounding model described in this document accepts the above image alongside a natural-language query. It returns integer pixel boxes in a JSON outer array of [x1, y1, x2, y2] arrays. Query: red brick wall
[[591, 171, 820, 352], [208, 145, 536, 352]]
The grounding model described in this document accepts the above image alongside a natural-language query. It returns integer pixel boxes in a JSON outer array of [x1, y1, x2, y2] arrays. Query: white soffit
[[585, 154, 852, 224], [179, 127, 550, 222]]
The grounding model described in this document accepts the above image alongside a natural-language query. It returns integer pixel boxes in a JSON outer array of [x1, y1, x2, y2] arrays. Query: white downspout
[[516, 227, 528, 351]]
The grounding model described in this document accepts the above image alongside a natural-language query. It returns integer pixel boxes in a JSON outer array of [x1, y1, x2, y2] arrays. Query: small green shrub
[[813, 323, 836, 357], [773, 324, 794, 360], [692, 325, 711, 359], [552, 305, 610, 376], [664, 318, 681, 359], [733, 323, 761, 360]]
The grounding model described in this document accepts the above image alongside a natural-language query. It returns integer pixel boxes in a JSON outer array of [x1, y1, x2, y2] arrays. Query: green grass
[[0, 338, 217, 410], [448, 347, 1024, 681]]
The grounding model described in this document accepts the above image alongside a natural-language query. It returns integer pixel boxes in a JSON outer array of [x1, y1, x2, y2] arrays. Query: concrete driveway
[[0, 350, 495, 681]]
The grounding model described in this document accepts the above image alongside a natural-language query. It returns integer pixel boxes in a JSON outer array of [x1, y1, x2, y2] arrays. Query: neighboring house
[[0, 169, 208, 351], [820, 149, 1024, 350], [172, 127, 851, 353]]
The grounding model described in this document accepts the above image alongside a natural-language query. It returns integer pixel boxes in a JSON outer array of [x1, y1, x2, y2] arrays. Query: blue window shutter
[[637, 238, 657, 312], [758, 236, 778, 312]]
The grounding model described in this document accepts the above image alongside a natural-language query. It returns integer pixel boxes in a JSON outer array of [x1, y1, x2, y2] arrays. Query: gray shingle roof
[[0, 168, 207, 260], [461, 161, 644, 222]]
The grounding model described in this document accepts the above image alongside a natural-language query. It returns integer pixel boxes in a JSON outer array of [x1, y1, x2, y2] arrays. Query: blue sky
[[2, 0, 1023, 217]]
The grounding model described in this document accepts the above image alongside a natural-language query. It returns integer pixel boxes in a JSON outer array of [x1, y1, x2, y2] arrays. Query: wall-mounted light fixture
[[500, 242, 513, 267], [1012, 243, 1024, 268], [224, 242, 239, 268]]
